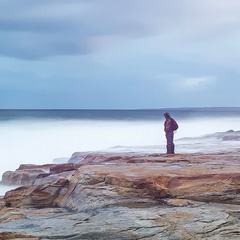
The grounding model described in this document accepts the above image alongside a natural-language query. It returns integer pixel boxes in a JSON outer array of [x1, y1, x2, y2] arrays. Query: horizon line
[[1, 107, 240, 111]]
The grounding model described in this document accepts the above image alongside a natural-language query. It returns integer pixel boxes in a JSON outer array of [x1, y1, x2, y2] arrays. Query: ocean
[[1, 108, 240, 195]]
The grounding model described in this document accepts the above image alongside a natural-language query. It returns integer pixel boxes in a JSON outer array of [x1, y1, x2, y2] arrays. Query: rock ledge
[[1, 151, 240, 239]]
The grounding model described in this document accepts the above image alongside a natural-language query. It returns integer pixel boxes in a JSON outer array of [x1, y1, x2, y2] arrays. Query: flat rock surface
[[1, 151, 240, 239]]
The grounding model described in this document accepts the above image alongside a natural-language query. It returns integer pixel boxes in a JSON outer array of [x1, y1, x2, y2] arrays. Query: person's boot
[[171, 144, 175, 154], [166, 144, 172, 154]]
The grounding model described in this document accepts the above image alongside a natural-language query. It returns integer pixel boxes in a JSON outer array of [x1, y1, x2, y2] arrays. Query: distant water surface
[[1, 108, 240, 189], [1, 107, 240, 121]]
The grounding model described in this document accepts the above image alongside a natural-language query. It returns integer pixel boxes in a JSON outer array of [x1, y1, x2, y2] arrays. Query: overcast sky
[[0, 0, 240, 109]]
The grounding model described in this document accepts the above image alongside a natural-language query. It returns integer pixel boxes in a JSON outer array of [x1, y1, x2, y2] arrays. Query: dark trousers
[[165, 131, 175, 154]]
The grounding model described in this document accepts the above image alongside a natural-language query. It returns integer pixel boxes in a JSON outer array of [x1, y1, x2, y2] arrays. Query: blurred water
[[0, 184, 20, 196], [0, 108, 240, 182]]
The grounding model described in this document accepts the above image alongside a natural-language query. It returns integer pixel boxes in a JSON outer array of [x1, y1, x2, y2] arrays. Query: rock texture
[[1, 163, 78, 186], [1, 151, 240, 239]]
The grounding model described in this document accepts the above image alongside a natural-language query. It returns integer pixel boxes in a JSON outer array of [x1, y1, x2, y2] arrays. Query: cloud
[[1, 0, 240, 109], [182, 77, 216, 90], [0, 0, 158, 60], [0, 0, 240, 61]]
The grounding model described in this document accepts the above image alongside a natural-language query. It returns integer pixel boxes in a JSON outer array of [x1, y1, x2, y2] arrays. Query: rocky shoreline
[[1, 151, 240, 239]]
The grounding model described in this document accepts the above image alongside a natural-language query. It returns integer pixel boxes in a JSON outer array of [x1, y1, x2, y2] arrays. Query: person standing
[[164, 112, 178, 154]]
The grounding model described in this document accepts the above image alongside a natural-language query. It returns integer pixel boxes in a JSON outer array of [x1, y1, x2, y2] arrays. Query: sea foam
[[0, 116, 240, 180]]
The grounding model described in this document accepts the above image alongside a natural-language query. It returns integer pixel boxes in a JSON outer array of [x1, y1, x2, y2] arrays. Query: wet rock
[[1, 164, 54, 186], [4, 179, 70, 208], [178, 129, 240, 142], [2, 170, 47, 186], [222, 135, 240, 141], [221, 129, 240, 141], [1, 163, 75, 186]]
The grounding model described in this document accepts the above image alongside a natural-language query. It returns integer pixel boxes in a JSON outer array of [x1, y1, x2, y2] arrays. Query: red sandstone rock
[[3, 152, 240, 210], [49, 163, 77, 174], [1, 152, 240, 239]]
